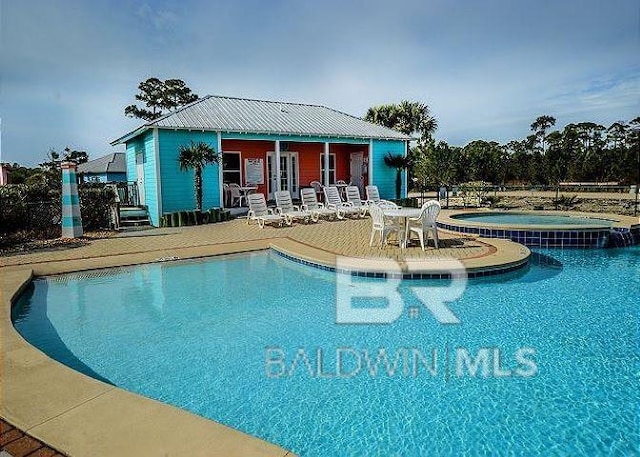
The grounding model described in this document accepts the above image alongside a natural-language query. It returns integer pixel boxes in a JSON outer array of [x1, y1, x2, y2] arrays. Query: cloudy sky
[[2, 0, 638, 166]]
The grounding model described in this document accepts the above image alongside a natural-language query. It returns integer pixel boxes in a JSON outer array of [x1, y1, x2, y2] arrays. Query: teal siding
[[371, 140, 407, 199], [157, 130, 221, 215], [125, 131, 159, 225], [221, 132, 368, 145], [125, 142, 137, 181]]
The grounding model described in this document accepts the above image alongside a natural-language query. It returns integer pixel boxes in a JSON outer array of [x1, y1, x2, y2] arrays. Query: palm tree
[[384, 153, 411, 200], [365, 100, 438, 143], [177, 141, 220, 211]]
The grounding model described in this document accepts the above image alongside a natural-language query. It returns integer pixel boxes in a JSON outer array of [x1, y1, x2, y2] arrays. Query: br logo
[[335, 257, 467, 325]]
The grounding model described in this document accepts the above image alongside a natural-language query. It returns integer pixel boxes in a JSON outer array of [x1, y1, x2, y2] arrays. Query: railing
[[107, 182, 140, 207]]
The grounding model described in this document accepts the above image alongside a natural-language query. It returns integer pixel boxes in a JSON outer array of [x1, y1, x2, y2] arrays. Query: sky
[[1, 0, 639, 166]]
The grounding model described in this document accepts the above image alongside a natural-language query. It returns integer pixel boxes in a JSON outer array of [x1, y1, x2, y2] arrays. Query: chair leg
[[370, 230, 376, 247], [432, 225, 439, 248], [419, 230, 425, 251]]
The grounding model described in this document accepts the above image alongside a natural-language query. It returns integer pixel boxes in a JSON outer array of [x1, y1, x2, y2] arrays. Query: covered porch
[[220, 138, 370, 204]]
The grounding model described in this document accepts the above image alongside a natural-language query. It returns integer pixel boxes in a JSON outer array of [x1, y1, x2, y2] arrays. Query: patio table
[[382, 207, 422, 248], [238, 186, 258, 206]]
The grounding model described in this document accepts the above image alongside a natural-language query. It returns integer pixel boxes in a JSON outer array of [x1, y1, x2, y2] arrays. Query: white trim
[[153, 127, 162, 218], [217, 132, 223, 208], [368, 139, 374, 184], [266, 150, 299, 199], [221, 150, 242, 185], [320, 152, 336, 185], [323, 142, 330, 187], [275, 140, 281, 192], [403, 140, 409, 198]]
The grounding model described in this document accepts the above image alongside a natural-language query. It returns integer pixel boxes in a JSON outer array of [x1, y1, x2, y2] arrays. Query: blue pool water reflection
[[13, 247, 640, 456]]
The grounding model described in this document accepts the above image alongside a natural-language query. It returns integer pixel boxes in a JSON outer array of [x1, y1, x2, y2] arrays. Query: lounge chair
[[345, 186, 369, 217], [405, 200, 441, 250], [274, 190, 312, 225], [366, 185, 398, 208], [369, 203, 403, 247], [300, 188, 338, 221], [323, 186, 362, 219], [247, 193, 285, 228]]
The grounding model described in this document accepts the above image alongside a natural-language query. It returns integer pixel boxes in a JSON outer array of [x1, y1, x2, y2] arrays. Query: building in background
[[111, 95, 411, 226], [77, 153, 127, 183]]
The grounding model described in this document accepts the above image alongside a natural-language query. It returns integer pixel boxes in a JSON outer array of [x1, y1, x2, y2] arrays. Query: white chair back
[[247, 193, 269, 216], [345, 186, 364, 207], [310, 181, 323, 193], [369, 203, 384, 230], [301, 188, 321, 209], [275, 190, 295, 213], [324, 186, 342, 206], [366, 185, 380, 203], [228, 183, 241, 198], [420, 200, 441, 227]]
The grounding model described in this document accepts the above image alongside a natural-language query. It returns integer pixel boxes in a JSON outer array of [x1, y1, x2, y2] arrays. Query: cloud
[[2, 0, 638, 165]]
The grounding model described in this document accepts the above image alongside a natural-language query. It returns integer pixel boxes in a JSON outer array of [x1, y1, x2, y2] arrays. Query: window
[[320, 153, 336, 184], [223, 152, 241, 185]]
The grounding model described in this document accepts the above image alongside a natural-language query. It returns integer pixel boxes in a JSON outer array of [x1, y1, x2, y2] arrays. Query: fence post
[[61, 161, 83, 238]]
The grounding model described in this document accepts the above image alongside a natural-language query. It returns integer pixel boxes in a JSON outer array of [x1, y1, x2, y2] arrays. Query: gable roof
[[111, 95, 412, 145], [77, 153, 126, 174]]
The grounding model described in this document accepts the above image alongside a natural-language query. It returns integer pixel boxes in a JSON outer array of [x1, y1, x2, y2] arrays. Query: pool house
[[111, 95, 412, 226]]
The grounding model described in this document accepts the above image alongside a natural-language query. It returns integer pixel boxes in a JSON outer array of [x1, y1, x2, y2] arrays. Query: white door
[[267, 152, 299, 199], [350, 152, 364, 193], [136, 152, 146, 206]]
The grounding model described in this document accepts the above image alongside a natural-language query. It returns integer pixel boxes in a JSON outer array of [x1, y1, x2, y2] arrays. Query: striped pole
[[61, 161, 83, 238]]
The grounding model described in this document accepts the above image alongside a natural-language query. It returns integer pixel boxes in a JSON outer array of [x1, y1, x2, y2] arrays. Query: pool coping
[[440, 209, 639, 231], [438, 209, 639, 248], [0, 234, 529, 456]]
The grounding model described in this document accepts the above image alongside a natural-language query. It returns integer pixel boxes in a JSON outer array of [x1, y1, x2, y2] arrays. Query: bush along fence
[[0, 183, 116, 247], [160, 208, 232, 227]]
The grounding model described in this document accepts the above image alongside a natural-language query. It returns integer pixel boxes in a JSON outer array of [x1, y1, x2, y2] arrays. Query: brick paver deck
[[0, 218, 491, 270]]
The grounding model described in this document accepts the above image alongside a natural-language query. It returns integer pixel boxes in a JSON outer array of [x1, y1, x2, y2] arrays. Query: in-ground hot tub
[[438, 211, 626, 248]]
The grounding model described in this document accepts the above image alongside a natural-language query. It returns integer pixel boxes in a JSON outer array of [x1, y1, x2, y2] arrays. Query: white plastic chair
[[366, 185, 397, 208], [345, 186, 369, 217], [274, 190, 312, 225], [369, 203, 403, 248], [405, 200, 441, 250], [300, 188, 338, 221], [323, 186, 361, 219], [228, 183, 244, 207], [247, 193, 284, 228], [309, 181, 323, 202]]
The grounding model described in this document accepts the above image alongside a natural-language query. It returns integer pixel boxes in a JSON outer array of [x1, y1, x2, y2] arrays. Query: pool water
[[451, 213, 615, 226], [13, 248, 640, 456]]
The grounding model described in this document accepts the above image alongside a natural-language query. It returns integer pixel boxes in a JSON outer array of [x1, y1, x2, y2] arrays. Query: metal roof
[[77, 153, 126, 174], [112, 95, 412, 144]]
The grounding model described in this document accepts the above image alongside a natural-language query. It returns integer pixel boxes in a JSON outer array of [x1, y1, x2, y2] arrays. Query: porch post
[[368, 139, 374, 184], [323, 142, 330, 187], [275, 140, 281, 192], [217, 131, 224, 208]]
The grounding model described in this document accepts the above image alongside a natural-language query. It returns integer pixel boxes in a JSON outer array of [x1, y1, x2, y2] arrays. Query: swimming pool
[[439, 211, 632, 248], [13, 248, 639, 455], [451, 212, 616, 227]]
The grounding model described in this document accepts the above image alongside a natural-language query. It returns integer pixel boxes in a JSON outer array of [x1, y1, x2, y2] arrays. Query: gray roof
[[112, 95, 411, 144], [77, 153, 126, 174]]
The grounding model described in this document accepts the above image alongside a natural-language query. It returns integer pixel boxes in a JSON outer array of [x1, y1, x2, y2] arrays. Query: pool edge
[[1, 233, 529, 456], [1, 266, 295, 457]]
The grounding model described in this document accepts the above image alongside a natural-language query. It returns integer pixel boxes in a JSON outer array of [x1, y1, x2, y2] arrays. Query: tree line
[[365, 102, 639, 190]]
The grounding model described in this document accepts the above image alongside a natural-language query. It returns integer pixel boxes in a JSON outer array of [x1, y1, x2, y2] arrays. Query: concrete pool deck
[[1, 217, 530, 456]]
